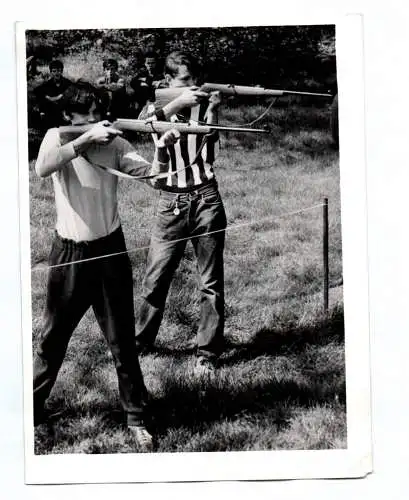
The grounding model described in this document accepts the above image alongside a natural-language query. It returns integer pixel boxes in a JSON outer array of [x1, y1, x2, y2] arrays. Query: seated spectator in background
[[130, 51, 167, 118], [26, 56, 39, 80], [142, 52, 166, 89], [95, 58, 131, 119], [34, 60, 72, 130]]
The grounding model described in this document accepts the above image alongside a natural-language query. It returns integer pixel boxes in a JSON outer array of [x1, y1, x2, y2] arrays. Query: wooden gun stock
[[58, 119, 270, 141]]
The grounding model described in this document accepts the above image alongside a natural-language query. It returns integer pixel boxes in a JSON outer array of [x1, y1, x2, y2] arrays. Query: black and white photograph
[[16, 15, 371, 484]]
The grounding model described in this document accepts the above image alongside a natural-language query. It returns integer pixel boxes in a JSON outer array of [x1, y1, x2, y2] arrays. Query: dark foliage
[[26, 25, 336, 90]]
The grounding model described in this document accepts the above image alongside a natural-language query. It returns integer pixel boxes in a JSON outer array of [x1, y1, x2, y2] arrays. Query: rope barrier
[[31, 203, 325, 271]]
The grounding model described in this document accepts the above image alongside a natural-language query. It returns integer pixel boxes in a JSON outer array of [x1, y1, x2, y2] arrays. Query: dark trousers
[[33, 227, 147, 426], [135, 183, 227, 359]]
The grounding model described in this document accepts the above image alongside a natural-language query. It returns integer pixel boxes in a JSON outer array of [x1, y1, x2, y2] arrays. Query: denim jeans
[[135, 182, 227, 359], [33, 227, 148, 426]]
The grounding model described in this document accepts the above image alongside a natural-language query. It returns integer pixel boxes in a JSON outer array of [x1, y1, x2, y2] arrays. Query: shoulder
[[42, 127, 61, 144]]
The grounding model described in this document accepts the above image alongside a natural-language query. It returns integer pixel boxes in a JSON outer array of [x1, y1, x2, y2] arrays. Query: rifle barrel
[[155, 84, 332, 104], [203, 84, 331, 98]]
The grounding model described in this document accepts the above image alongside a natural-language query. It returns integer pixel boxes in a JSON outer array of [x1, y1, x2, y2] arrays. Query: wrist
[[155, 108, 166, 121], [156, 145, 170, 163], [72, 134, 92, 156]]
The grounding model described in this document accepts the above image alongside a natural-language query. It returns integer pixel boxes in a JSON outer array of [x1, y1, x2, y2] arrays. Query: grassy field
[[29, 96, 345, 454]]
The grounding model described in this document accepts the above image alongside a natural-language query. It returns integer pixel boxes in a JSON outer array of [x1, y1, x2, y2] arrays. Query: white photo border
[[16, 14, 372, 484]]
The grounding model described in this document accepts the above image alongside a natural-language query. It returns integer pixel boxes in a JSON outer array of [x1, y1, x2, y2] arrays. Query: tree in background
[[26, 26, 336, 90]]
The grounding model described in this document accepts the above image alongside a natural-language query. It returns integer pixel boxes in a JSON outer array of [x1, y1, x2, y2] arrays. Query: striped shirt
[[143, 101, 219, 192]]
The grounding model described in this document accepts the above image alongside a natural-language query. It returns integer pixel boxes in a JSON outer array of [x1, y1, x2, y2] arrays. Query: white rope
[[31, 203, 325, 271]]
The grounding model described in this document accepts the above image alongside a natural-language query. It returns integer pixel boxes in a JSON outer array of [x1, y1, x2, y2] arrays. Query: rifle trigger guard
[[206, 129, 218, 140]]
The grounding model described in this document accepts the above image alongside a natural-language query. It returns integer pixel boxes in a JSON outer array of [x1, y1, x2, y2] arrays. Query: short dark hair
[[144, 51, 157, 60], [49, 59, 64, 71], [103, 58, 118, 70], [164, 51, 198, 78], [63, 79, 105, 115]]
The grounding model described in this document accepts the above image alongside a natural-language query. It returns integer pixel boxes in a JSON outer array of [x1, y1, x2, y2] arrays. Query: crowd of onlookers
[[27, 52, 167, 130]]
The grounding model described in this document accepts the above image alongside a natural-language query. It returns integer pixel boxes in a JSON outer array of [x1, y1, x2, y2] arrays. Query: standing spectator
[[142, 51, 166, 89], [95, 58, 130, 119], [130, 51, 167, 118], [34, 60, 72, 130]]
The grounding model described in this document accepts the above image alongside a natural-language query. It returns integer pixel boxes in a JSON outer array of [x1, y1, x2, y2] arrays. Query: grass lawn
[[29, 101, 345, 454]]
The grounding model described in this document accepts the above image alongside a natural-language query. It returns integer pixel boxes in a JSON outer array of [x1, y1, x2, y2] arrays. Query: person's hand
[[82, 121, 123, 145], [46, 94, 63, 102], [150, 129, 180, 187], [207, 90, 222, 111], [157, 128, 181, 148], [174, 86, 208, 108]]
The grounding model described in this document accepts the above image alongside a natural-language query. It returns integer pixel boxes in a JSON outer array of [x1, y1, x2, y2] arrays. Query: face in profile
[[167, 64, 196, 88]]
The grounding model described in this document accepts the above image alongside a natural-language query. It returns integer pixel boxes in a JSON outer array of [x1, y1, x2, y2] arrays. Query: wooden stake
[[323, 197, 329, 316]]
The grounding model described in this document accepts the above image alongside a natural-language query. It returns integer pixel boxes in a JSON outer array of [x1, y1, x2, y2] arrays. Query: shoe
[[194, 356, 217, 376], [128, 424, 154, 452]]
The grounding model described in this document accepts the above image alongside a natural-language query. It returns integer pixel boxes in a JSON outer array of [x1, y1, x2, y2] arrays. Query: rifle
[[155, 83, 333, 108], [58, 118, 270, 140]]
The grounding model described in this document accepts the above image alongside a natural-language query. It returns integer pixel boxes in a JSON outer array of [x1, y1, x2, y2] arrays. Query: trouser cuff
[[127, 411, 145, 427]]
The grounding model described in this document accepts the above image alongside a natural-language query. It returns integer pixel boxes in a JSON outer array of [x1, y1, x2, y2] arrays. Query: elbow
[[35, 162, 50, 178]]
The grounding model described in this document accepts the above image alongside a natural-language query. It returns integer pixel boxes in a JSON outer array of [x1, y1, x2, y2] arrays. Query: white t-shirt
[[35, 128, 151, 242]]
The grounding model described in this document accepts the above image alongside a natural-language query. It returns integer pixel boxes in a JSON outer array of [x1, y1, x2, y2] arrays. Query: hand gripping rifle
[[58, 118, 270, 141], [154, 83, 333, 108]]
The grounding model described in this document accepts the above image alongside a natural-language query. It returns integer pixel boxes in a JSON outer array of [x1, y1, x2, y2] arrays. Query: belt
[[159, 181, 218, 200], [55, 226, 123, 250]]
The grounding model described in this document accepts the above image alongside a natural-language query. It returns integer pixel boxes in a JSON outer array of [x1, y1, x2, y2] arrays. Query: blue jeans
[[135, 182, 227, 359]]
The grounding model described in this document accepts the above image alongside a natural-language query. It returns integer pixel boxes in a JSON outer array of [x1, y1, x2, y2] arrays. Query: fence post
[[323, 197, 329, 316]]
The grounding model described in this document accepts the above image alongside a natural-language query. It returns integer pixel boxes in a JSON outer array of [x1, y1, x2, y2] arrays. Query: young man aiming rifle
[[135, 51, 227, 374], [32, 80, 180, 451]]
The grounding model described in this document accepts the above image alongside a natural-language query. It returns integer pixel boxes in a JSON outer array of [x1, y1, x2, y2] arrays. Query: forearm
[[35, 134, 91, 178], [118, 144, 168, 178], [160, 100, 187, 120], [149, 146, 170, 188]]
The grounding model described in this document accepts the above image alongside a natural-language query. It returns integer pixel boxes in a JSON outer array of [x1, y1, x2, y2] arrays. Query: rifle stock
[[155, 83, 332, 108], [58, 119, 269, 141]]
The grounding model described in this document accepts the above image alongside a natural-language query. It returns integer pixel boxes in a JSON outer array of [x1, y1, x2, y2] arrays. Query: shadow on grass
[[221, 307, 344, 364], [34, 308, 345, 453], [140, 308, 346, 435], [149, 306, 344, 360], [147, 368, 345, 437]]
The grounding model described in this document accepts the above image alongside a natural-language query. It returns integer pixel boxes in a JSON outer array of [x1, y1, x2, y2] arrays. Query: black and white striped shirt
[[143, 101, 219, 192]]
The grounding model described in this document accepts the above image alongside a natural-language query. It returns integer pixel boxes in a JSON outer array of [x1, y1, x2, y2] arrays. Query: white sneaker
[[128, 425, 154, 452]]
